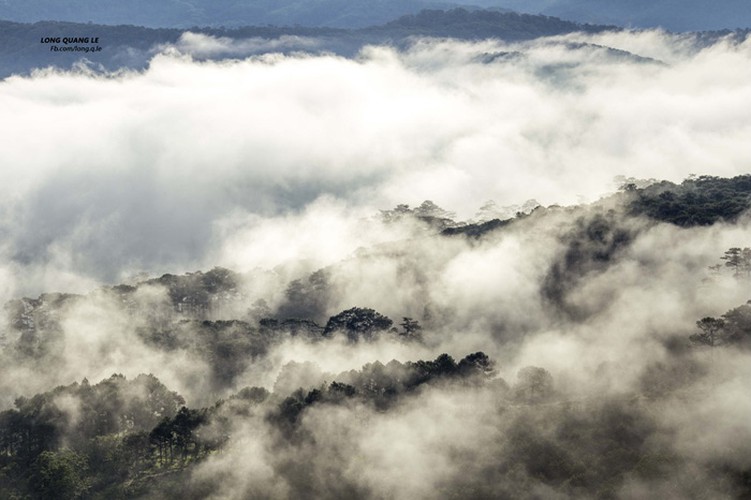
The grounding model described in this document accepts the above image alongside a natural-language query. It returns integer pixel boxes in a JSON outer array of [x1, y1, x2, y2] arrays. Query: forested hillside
[[2, 14, 751, 496], [2, 175, 751, 498]]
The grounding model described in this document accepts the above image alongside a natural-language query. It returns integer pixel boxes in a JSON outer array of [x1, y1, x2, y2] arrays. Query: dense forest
[[1, 175, 751, 498]]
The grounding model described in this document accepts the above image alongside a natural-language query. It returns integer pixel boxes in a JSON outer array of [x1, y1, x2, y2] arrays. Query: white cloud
[[1, 32, 750, 299]]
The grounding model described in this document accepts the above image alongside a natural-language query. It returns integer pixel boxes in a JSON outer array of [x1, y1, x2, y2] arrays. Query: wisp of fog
[[1, 29, 751, 499]]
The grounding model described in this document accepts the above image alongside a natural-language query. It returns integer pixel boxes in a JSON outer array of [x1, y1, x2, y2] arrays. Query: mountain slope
[[1, 0, 749, 30], [2, 176, 751, 498], [485, 0, 751, 31], [542, 0, 751, 31], [0, 10, 618, 78], [0, 0, 462, 29]]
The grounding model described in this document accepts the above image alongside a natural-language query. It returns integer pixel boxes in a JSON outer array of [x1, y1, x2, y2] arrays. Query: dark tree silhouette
[[690, 317, 726, 347], [399, 317, 423, 341], [323, 307, 393, 342], [721, 248, 743, 277], [722, 302, 751, 346]]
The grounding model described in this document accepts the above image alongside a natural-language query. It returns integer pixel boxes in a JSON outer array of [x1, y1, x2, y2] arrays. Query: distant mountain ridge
[[536, 0, 751, 32], [0, 0, 749, 31], [0, 0, 477, 29], [430, 0, 751, 31], [0, 9, 618, 78], [366, 8, 610, 38]]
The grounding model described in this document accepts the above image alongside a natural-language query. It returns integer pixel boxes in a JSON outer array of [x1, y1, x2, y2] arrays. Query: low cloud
[[0, 31, 749, 299], [1, 30, 751, 497]]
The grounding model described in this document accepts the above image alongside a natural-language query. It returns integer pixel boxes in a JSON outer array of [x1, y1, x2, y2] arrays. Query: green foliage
[[149, 407, 209, 466], [0, 374, 187, 497], [0, 400, 214, 497], [381, 200, 459, 230], [628, 175, 751, 226], [458, 351, 496, 376], [277, 269, 332, 321], [722, 302, 751, 346], [4, 175, 751, 497], [441, 217, 513, 238], [32, 449, 90, 499], [716, 247, 751, 278], [147, 267, 242, 317], [270, 352, 498, 430], [690, 317, 727, 347], [140, 319, 280, 390], [259, 318, 325, 340], [4, 293, 81, 360], [230, 386, 270, 404], [323, 307, 394, 342], [398, 317, 423, 342], [691, 301, 751, 349]]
